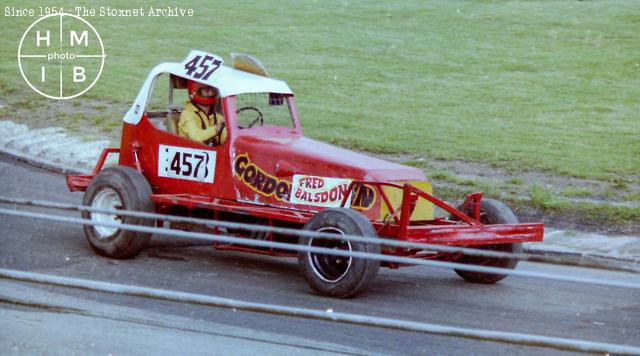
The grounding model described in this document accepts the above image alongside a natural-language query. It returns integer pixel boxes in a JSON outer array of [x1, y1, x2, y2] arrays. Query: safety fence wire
[[0, 196, 637, 274], [1, 206, 639, 290], [1, 268, 639, 355]]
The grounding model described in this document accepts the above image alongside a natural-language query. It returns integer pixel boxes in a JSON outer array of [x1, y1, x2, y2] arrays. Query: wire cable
[[1, 207, 639, 290], [1, 268, 638, 355], [0, 196, 636, 273]]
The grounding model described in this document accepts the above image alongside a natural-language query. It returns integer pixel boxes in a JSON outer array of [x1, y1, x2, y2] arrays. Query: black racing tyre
[[82, 165, 155, 259], [298, 208, 380, 298], [453, 199, 522, 284]]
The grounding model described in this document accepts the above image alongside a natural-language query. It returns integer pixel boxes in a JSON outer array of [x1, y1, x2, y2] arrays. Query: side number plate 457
[[158, 145, 216, 183]]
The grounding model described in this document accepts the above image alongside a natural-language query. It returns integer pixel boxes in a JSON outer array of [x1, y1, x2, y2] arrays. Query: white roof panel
[[123, 50, 293, 124]]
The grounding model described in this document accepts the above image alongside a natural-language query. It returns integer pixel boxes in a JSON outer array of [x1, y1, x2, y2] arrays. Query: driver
[[178, 80, 227, 145]]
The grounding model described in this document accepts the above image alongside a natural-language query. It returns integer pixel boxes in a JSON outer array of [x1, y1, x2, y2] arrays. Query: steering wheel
[[236, 106, 264, 128]]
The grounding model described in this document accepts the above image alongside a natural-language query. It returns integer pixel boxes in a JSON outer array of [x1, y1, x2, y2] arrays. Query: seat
[[165, 110, 181, 135]]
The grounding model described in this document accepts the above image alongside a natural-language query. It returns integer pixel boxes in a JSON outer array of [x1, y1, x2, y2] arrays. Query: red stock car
[[67, 51, 544, 298]]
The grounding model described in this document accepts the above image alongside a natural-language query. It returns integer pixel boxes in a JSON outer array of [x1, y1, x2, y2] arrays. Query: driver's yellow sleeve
[[218, 124, 227, 144]]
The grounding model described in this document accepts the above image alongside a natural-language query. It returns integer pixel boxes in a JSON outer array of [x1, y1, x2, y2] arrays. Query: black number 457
[[184, 55, 222, 80], [170, 152, 208, 178]]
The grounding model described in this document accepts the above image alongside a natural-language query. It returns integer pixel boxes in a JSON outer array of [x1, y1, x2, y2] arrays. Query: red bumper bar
[[66, 148, 119, 192], [400, 223, 544, 246]]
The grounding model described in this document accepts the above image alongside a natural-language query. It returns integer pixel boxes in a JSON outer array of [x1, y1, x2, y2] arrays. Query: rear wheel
[[453, 199, 522, 284], [82, 166, 154, 259], [298, 208, 380, 298]]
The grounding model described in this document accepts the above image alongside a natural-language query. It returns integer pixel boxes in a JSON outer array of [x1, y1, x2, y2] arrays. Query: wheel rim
[[308, 227, 353, 283], [90, 187, 123, 239]]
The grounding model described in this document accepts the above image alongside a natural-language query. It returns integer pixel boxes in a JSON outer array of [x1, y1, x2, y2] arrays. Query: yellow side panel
[[379, 181, 433, 221]]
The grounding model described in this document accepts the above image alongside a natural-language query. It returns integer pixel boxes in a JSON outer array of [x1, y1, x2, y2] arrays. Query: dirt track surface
[[0, 155, 638, 355]]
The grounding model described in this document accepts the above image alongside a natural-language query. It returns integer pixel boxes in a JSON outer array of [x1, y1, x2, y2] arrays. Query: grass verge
[[0, 1, 638, 230]]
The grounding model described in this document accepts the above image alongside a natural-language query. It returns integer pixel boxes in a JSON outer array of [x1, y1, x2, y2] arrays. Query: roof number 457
[[184, 54, 222, 80]]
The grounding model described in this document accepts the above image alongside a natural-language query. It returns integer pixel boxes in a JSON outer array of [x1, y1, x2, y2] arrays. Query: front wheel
[[298, 208, 380, 298], [453, 199, 522, 284], [82, 165, 155, 259]]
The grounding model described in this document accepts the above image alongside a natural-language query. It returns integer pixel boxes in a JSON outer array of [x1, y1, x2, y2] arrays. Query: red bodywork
[[67, 94, 543, 263]]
